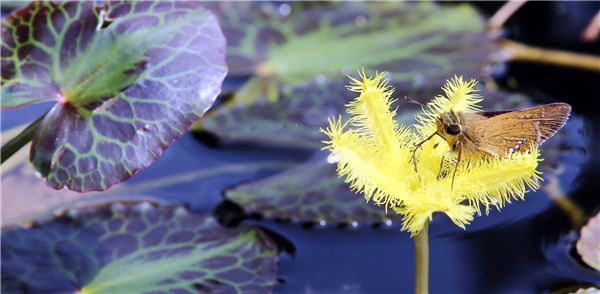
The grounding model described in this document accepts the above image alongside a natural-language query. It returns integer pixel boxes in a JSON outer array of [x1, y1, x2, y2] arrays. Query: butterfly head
[[436, 111, 462, 137]]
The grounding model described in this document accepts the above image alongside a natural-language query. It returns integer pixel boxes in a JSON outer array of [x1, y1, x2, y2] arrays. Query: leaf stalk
[[493, 40, 600, 72], [1, 113, 46, 164]]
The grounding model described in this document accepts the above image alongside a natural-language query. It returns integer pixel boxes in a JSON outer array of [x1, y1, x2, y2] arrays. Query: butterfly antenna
[[411, 132, 438, 174], [404, 96, 425, 107]]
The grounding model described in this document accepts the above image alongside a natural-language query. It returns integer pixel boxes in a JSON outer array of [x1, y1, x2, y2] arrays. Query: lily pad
[[226, 159, 400, 226], [221, 88, 584, 226], [203, 78, 532, 149], [577, 211, 600, 271], [1, 1, 227, 191], [1, 201, 279, 293], [208, 2, 489, 104]]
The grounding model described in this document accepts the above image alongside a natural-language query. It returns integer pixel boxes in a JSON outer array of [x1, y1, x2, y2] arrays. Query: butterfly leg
[[451, 142, 462, 191], [437, 149, 452, 180], [411, 132, 438, 173]]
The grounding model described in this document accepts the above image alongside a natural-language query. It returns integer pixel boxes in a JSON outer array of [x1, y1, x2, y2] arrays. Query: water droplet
[[174, 207, 188, 216], [383, 71, 392, 80], [341, 67, 353, 76], [351, 221, 359, 228], [112, 203, 125, 213], [278, 3, 291, 16], [315, 74, 327, 85], [325, 107, 338, 118], [327, 153, 341, 164], [136, 202, 152, 212], [413, 73, 425, 87], [66, 208, 78, 219], [354, 15, 366, 27], [137, 124, 151, 135], [281, 84, 293, 94], [384, 219, 393, 226], [319, 220, 327, 226]]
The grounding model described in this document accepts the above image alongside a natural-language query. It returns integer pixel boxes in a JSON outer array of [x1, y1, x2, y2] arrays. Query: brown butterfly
[[411, 102, 572, 188]]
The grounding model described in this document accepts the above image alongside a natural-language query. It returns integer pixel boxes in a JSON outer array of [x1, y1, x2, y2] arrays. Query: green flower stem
[[414, 219, 430, 294], [1, 113, 46, 164]]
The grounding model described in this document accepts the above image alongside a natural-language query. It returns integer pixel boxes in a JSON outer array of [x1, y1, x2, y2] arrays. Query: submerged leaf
[[226, 159, 400, 225], [1, 1, 227, 191], [208, 2, 489, 105], [203, 76, 534, 149], [1, 201, 279, 293]]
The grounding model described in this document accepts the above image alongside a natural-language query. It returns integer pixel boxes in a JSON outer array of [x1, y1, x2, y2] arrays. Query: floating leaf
[[204, 80, 355, 149], [1, 1, 227, 191], [226, 159, 400, 225], [203, 78, 532, 149], [208, 2, 489, 105], [221, 89, 585, 227], [1, 201, 279, 293], [577, 211, 600, 271]]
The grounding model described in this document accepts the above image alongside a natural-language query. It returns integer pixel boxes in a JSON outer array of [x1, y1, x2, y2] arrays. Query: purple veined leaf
[[1, 201, 280, 293], [226, 158, 402, 226], [1, 1, 227, 191]]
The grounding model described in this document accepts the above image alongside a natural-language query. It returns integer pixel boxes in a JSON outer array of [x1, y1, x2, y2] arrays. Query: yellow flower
[[322, 71, 542, 236]]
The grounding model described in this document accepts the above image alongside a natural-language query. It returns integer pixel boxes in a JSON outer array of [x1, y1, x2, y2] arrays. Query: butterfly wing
[[463, 103, 571, 157]]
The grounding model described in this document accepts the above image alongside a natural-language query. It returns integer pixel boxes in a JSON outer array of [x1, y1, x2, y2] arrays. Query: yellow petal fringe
[[322, 71, 542, 236]]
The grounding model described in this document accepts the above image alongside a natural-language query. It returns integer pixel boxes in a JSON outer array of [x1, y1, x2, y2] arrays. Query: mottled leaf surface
[[208, 2, 489, 104], [226, 160, 401, 225], [1, 1, 227, 191], [222, 91, 585, 225], [204, 77, 532, 149], [1, 202, 278, 294]]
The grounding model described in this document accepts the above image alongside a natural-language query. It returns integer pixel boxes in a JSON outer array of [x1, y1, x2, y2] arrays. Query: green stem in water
[[414, 219, 430, 294], [1, 113, 46, 164]]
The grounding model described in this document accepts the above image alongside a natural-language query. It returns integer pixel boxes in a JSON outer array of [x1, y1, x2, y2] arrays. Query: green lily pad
[[1, 1, 227, 191], [208, 2, 489, 104], [1, 201, 279, 293], [226, 159, 400, 225]]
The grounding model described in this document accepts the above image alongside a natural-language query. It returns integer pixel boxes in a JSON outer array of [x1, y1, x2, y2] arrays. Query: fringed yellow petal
[[453, 146, 542, 214], [323, 73, 546, 237], [346, 70, 402, 154], [396, 184, 476, 236], [415, 76, 481, 137], [411, 136, 451, 183], [321, 116, 410, 211]]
